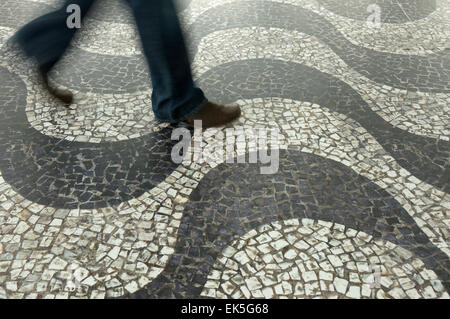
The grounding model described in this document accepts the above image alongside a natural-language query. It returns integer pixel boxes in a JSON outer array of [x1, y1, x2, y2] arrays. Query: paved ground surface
[[0, 0, 449, 299]]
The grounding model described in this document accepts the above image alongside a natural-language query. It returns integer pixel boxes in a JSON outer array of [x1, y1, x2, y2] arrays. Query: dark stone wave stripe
[[87, 0, 134, 24], [318, 0, 437, 23], [52, 49, 152, 94], [187, 0, 450, 93], [197, 59, 449, 192], [124, 149, 450, 299], [0, 66, 178, 209]]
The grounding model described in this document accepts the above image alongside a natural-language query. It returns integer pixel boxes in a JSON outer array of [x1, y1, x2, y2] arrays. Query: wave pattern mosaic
[[0, 0, 449, 299]]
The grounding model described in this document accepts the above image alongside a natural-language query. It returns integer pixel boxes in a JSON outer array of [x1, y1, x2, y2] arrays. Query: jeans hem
[[155, 98, 209, 123]]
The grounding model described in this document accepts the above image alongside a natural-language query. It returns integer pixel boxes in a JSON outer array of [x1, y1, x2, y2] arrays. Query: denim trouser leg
[[14, 0, 96, 72], [125, 0, 207, 122]]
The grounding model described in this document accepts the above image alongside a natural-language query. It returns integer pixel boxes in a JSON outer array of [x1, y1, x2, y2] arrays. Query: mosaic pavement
[[0, 0, 449, 299]]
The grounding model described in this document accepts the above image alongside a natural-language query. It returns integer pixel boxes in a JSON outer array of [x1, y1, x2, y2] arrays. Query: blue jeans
[[14, 0, 207, 122]]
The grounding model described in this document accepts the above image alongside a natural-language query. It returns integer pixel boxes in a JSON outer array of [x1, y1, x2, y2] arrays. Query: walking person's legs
[[13, 0, 96, 105], [126, 0, 240, 127], [13, 0, 240, 127]]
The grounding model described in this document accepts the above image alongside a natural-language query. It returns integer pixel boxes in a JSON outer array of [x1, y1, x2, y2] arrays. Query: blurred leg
[[13, 0, 95, 105], [14, 0, 95, 72], [126, 0, 207, 122]]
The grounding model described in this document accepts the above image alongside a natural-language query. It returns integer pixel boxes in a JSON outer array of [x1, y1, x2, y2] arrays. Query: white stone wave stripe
[[0, 96, 448, 298], [0, 26, 15, 48], [201, 218, 449, 299], [24, 75, 163, 143], [26, 88, 165, 143], [13, 28, 449, 143], [0, 61, 166, 143], [27, 0, 60, 5], [180, 0, 450, 56]]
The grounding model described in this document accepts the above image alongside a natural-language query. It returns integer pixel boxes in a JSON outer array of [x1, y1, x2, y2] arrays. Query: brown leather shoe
[[39, 68, 73, 106], [184, 102, 241, 129]]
